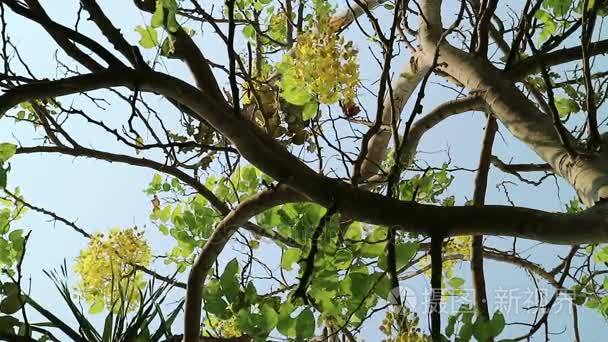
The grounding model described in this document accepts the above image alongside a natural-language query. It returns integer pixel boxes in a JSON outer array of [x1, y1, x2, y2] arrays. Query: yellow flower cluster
[[380, 309, 430, 342], [420, 236, 471, 279], [206, 316, 242, 338], [281, 13, 359, 105], [74, 228, 151, 312], [442, 235, 471, 275]]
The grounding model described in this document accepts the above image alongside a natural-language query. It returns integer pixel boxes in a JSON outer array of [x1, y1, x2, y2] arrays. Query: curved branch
[[16, 145, 296, 243], [422, 23, 608, 205], [184, 187, 299, 342], [510, 39, 608, 79], [2, 68, 608, 244], [490, 156, 552, 173], [365, 94, 484, 184], [331, 0, 388, 30], [398, 94, 484, 166], [16, 144, 227, 212], [1, 0, 123, 70], [359, 57, 429, 179]]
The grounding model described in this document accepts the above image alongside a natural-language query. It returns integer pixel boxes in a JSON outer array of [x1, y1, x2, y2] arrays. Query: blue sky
[[0, 0, 606, 340]]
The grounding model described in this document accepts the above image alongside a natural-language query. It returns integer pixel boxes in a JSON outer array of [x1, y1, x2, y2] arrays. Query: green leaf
[[0, 294, 23, 315], [535, 10, 557, 42], [586, 297, 600, 309], [448, 277, 465, 288], [489, 311, 506, 337], [295, 308, 315, 339], [544, 0, 573, 16], [89, 300, 105, 314], [281, 248, 301, 271], [373, 273, 391, 300], [243, 24, 256, 39], [2, 284, 18, 298], [472, 317, 490, 342], [158, 206, 172, 222], [277, 301, 296, 337], [151, 1, 164, 28], [0, 316, 17, 333], [343, 272, 369, 299], [302, 101, 319, 120], [360, 226, 387, 257], [344, 222, 362, 241], [0, 144, 16, 163], [334, 249, 352, 270], [445, 313, 459, 337], [151, 173, 162, 187], [243, 282, 257, 306], [555, 97, 580, 117], [220, 258, 240, 303], [204, 297, 229, 317], [135, 25, 159, 48], [281, 87, 311, 106], [259, 304, 278, 332], [0, 168, 7, 189], [395, 242, 418, 269], [165, 10, 180, 32], [280, 73, 312, 106], [236, 309, 254, 333], [459, 320, 473, 341], [202, 279, 222, 299]]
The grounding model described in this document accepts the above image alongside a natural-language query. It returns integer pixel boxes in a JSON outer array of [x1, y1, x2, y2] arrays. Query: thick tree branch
[[510, 39, 608, 79], [489, 156, 551, 173], [2, 68, 608, 244], [417, 3, 608, 205]]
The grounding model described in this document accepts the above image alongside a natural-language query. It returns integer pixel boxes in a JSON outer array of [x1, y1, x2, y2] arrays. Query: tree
[[0, 0, 607, 340]]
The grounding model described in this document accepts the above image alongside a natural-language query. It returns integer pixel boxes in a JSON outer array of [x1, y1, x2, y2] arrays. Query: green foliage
[[151, 0, 180, 33], [555, 97, 580, 117], [135, 0, 186, 51], [256, 200, 425, 334], [0, 143, 16, 188], [544, 0, 574, 17], [566, 198, 584, 213], [535, 0, 575, 42], [445, 305, 506, 342], [0, 283, 24, 315], [399, 165, 454, 203], [202, 259, 281, 340], [0, 144, 16, 163], [19, 264, 185, 342], [295, 307, 315, 339], [0, 189, 27, 274], [135, 25, 159, 48]]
